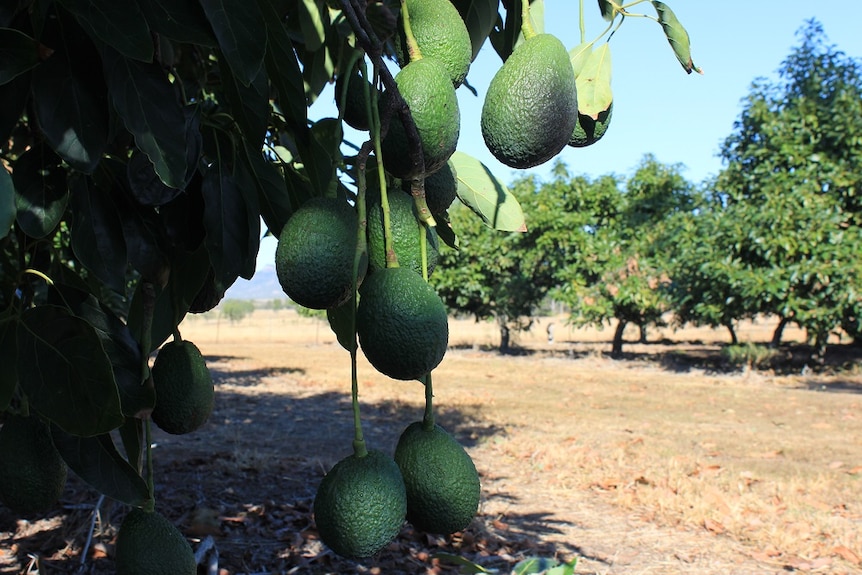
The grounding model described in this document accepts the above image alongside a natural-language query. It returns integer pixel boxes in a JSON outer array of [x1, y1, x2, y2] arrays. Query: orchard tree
[[710, 20, 862, 357], [553, 156, 693, 356], [0, 0, 702, 569]]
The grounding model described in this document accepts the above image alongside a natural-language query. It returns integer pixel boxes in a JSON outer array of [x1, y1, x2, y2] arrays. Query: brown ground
[[2, 311, 861, 574]]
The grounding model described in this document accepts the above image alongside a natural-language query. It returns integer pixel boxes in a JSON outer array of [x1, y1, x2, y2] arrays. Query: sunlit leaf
[[652, 1, 701, 74], [52, 426, 152, 506], [450, 151, 525, 232], [576, 43, 612, 118], [18, 305, 124, 437], [431, 552, 493, 573], [569, 42, 592, 79], [298, 0, 326, 52], [0, 28, 39, 84]]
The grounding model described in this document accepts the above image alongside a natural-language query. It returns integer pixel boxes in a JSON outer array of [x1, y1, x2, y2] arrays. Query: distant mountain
[[224, 265, 288, 301]]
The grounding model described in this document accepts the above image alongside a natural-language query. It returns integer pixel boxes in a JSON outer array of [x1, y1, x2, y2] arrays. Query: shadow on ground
[[1, 365, 582, 574]]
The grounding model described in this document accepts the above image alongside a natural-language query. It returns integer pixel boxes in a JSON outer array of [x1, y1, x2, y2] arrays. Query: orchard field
[[3, 308, 860, 574]]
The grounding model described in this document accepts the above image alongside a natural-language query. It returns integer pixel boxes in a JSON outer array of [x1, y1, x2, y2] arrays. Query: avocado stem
[[422, 372, 435, 431], [143, 418, 156, 512], [520, 0, 536, 40], [350, 140, 372, 459], [399, 0, 423, 62], [409, 178, 436, 228], [419, 217, 429, 283]]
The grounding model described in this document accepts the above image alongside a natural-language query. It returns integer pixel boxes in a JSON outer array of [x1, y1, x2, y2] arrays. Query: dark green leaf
[[17, 305, 124, 437], [450, 151, 525, 232], [118, 417, 143, 471], [651, 1, 701, 74], [101, 46, 188, 189], [0, 167, 14, 240], [450, 0, 499, 61], [58, 0, 153, 62], [0, 27, 39, 84], [199, 0, 266, 86], [259, 0, 306, 131], [48, 283, 153, 418], [299, 40, 333, 103], [295, 118, 341, 197], [283, 163, 314, 214], [127, 243, 211, 352], [219, 57, 269, 146], [0, 70, 30, 144], [69, 174, 128, 294], [598, 0, 616, 21], [243, 145, 293, 238], [326, 297, 355, 352], [51, 426, 152, 506], [126, 148, 183, 207], [434, 210, 459, 250], [0, 311, 17, 410], [13, 142, 69, 239], [138, 0, 216, 46], [31, 43, 108, 173]]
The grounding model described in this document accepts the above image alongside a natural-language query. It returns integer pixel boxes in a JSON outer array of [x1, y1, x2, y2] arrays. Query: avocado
[[481, 34, 577, 169]]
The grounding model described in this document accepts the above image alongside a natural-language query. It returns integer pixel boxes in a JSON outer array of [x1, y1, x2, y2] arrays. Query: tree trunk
[[771, 316, 789, 347], [639, 324, 648, 344], [497, 317, 510, 354], [724, 322, 738, 345], [612, 320, 627, 358]]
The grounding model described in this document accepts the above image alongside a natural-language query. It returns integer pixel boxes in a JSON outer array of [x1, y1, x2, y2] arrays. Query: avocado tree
[[692, 20, 862, 356], [551, 156, 693, 356], [0, 0, 702, 569]]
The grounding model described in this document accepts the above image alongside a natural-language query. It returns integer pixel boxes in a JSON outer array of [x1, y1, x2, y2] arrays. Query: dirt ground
[[1, 311, 861, 574]]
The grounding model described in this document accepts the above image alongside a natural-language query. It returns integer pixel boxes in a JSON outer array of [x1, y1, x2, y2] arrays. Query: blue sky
[[248, 1, 861, 277]]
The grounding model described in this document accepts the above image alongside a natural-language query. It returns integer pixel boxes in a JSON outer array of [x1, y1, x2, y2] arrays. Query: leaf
[[68, 174, 129, 294], [0, 311, 17, 411], [243, 144, 294, 238], [0, 27, 39, 84], [199, 0, 266, 86], [259, 0, 306, 131], [452, 0, 500, 61], [219, 56, 269, 146], [126, 148, 183, 207], [295, 118, 341, 198], [569, 42, 592, 79], [576, 43, 612, 118], [0, 71, 30, 143], [0, 167, 14, 240], [450, 151, 525, 232], [58, 0, 153, 62], [651, 1, 701, 74], [138, 0, 216, 46], [13, 142, 69, 239], [17, 305, 124, 437], [51, 426, 152, 506], [298, 0, 326, 52], [127, 243, 211, 353], [48, 283, 154, 418], [597, 0, 616, 21], [201, 156, 259, 291], [101, 46, 188, 189], [31, 41, 108, 173], [431, 552, 493, 573], [326, 297, 356, 353]]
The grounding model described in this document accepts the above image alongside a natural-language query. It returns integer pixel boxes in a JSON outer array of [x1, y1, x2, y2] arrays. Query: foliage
[[220, 299, 255, 324], [721, 342, 780, 370], [684, 20, 862, 356]]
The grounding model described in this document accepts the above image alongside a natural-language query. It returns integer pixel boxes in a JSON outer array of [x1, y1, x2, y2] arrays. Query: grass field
[[172, 308, 862, 573]]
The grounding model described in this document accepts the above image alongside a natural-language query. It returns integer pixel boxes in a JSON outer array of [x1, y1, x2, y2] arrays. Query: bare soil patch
[[2, 311, 861, 574]]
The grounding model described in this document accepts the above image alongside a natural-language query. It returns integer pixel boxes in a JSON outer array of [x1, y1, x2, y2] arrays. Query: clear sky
[[248, 1, 861, 277]]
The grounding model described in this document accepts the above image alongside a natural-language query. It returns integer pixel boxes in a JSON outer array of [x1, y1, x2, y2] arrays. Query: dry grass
[[177, 309, 862, 573]]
